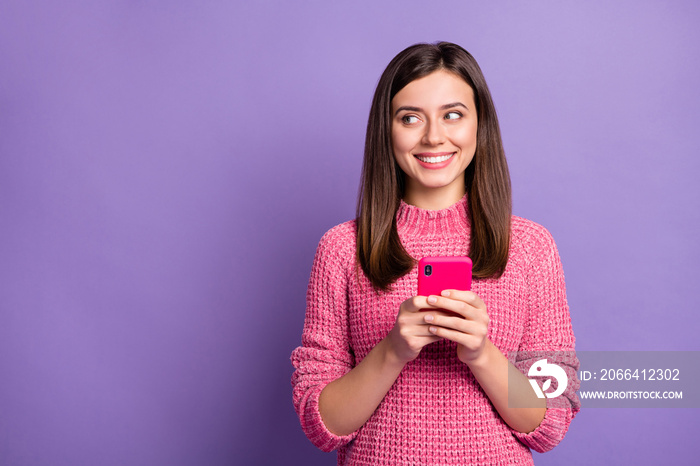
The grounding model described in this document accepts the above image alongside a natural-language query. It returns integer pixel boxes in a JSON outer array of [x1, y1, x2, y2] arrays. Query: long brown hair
[[356, 42, 512, 291]]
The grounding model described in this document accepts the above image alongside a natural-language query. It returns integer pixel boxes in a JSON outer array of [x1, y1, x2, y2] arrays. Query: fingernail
[[441, 290, 451, 297], [429, 326, 437, 333], [424, 314, 434, 322], [427, 296, 437, 304]]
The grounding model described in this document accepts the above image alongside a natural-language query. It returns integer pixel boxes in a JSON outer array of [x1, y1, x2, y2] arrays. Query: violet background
[[1, 1, 698, 465]]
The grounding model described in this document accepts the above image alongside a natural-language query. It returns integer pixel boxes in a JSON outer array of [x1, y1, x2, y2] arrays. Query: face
[[391, 69, 478, 209]]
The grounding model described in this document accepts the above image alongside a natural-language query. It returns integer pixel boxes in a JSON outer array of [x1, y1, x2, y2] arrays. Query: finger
[[441, 289, 485, 309], [401, 296, 431, 313], [395, 307, 435, 331], [427, 323, 485, 346], [425, 313, 485, 335], [405, 328, 443, 344], [418, 334, 443, 343], [425, 295, 480, 320]]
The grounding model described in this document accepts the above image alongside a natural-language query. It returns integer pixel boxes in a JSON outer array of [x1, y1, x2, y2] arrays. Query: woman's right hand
[[385, 296, 442, 364], [318, 296, 442, 436]]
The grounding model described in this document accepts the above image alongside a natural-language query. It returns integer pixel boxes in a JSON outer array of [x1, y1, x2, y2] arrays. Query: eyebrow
[[394, 102, 468, 116]]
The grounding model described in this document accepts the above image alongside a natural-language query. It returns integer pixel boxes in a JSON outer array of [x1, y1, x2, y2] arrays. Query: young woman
[[291, 42, 579, 465]]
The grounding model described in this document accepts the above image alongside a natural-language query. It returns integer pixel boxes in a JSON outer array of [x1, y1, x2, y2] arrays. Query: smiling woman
[[291, 42, 579, 466], [357, 43, 513, 291]]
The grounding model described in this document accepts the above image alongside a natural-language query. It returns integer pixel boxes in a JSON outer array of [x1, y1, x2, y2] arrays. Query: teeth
[[416, 153, 453, 163]]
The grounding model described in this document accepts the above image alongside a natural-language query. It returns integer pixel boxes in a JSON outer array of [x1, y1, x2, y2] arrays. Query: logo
[[528, 359, 568, 399]]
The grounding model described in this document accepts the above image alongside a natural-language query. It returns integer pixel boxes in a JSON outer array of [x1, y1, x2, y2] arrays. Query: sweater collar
[[396, 193, 470, 238]]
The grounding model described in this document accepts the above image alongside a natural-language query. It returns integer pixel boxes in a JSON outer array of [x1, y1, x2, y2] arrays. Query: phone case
[[417, 256, 472, 298]]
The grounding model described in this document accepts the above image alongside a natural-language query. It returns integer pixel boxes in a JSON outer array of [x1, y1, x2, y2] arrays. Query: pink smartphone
[[417, 256, 472, 300]]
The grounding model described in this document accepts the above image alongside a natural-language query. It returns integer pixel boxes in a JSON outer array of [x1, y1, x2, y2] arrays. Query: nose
[[421, 120, 446, 146]]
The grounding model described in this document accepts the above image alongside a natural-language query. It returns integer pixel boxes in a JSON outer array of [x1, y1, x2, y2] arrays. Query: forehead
[[392, 70, 475, 108]]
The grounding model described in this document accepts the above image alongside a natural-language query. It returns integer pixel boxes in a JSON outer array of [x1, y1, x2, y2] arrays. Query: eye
[[401, 115, 420, 124], [445, 111, 462, 120]]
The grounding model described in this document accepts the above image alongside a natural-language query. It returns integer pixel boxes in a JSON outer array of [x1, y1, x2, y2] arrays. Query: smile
[[414, 152, 455, 164]]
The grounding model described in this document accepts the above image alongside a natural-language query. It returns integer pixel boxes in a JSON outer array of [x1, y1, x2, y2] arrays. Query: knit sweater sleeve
[[510, 221, 581, 453], [290, 224, 358, 452]]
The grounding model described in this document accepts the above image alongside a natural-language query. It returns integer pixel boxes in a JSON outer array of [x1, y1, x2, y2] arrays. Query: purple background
[[1, 1, 698, 465]]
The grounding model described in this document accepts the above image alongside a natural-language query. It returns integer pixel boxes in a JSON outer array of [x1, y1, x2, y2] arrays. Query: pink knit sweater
[[291, 196, 579, 465]]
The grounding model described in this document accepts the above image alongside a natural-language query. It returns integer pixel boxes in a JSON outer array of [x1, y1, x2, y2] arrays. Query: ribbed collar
[[396, 194, 470, 238]]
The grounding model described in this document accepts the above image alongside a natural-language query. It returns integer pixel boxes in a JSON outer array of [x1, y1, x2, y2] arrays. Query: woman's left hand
[[423, 290, 490, 365]]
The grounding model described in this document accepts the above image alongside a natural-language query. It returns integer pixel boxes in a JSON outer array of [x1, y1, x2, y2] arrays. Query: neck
[[403, 182, 466, 210], [396, 192, 470, 238]]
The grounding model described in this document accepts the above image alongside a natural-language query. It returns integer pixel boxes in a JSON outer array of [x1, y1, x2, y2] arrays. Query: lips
[[411, 152, 457, 170], [415, 152, 455, 163]]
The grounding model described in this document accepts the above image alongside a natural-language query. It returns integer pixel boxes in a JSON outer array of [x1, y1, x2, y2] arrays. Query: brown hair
[[356, 42, 512, 291]]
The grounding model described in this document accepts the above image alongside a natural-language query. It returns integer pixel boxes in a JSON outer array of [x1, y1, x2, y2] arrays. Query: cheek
[[392, 124, 425, 153], [391, 129, 410, 154], [454, 125, 478, 147], [391, 134, 414, 174]]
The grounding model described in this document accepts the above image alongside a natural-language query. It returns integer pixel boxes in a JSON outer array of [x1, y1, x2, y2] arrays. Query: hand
[[422, 290, 490, 365], [385, 296, 442, 364]]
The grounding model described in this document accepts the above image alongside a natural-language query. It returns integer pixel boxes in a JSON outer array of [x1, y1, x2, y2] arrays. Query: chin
[[419, 176, 461, 190]]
